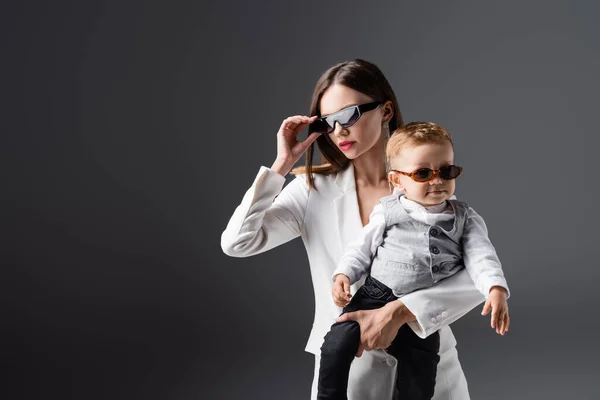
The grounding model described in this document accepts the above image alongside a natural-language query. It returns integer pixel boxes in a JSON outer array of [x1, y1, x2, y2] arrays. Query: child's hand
[[332, 274, 352, 307], [481, 286, 510, 335]]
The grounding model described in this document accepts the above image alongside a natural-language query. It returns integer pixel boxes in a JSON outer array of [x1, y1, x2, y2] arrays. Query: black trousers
[[317, 275, 440, 400]]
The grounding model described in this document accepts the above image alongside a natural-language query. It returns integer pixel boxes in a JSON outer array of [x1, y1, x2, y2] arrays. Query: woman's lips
[[339, 141, 356, 151]]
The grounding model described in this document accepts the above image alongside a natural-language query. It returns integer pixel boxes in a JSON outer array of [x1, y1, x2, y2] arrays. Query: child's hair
[[386, 122, 454, 163]]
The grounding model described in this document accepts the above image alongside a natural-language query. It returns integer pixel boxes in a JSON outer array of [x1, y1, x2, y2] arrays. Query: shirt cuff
[[484, 281, 511, 299], [332, 265, 358, 285]]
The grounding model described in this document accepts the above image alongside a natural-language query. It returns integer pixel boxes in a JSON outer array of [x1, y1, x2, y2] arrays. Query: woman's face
[[319, 84, 390, 160]]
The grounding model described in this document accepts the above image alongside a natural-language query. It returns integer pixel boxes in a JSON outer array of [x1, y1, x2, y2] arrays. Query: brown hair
[[291, 59, 403, 189], [386, 122, 454, 166]]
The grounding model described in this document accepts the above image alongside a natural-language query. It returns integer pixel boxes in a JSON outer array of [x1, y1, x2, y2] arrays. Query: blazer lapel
[[333, 164, 364, 249]]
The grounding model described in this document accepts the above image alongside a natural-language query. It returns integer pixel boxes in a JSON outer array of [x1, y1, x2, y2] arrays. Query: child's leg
[[387, 325, 441, 400], [317, 319, 362, 400], [317, 276, 395, 400]]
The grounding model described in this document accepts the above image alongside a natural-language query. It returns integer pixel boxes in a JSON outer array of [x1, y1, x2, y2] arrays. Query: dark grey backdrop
[[3, 0, 599, 399]]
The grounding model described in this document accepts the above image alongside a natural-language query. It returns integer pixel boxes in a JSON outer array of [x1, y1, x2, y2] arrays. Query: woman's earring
[[382, 121, 391, 138], [385, 158, 393, 194], [383, 122, 392, 194]]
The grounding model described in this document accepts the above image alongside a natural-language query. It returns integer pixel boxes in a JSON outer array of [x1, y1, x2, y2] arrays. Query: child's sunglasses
[[310, 101, 381, 134], [390, 165, 463, 183]]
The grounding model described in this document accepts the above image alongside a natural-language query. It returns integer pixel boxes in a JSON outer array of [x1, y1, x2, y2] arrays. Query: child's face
[[388, 142, 456, 207]]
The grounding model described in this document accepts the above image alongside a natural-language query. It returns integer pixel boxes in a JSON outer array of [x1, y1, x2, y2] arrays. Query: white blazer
[[221, 164, 485, 400]]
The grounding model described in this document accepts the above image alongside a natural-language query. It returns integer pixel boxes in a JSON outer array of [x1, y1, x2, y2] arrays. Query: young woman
[[221, 59, 485, 399]]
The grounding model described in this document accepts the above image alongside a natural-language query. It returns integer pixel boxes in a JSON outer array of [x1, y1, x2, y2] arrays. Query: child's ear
[[388, 171, 404, 190]]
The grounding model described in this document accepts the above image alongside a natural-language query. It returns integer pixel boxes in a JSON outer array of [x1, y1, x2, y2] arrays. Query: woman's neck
[[351, 144, 388, 187]]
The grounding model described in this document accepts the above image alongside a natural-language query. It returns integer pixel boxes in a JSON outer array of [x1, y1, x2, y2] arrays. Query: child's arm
[[461, 206, 510, 298], [462, 206, 511, 334], [332, 203, 387, 285]]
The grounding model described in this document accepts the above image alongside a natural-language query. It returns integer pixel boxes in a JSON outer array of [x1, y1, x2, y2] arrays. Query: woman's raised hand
[[271, 115, 320, 176]]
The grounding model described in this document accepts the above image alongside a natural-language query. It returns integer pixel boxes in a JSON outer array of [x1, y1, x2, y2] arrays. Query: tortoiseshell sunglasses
[[390, 165, 463, 183]]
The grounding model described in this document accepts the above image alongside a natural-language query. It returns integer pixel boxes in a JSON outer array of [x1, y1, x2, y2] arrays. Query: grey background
[[2, 0, 599, 399]]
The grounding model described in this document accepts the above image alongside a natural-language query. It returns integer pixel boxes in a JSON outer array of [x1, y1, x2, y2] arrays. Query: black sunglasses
[[390, 165, 463, 183], [310, 101, 381, 134]]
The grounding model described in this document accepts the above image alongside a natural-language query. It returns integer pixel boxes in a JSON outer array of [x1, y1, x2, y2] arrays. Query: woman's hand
[[271, 115, 320, 176], [336, 300, 416, 357]]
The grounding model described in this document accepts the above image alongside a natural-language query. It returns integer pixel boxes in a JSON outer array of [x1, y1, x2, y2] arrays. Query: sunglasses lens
[[440, 165, 462, 179], [325, 107, 357, 128], [313, 105, 364, 133], [413, 168, 433, 182], [340, 107, 361, 127], [310, 118, 333, 133]]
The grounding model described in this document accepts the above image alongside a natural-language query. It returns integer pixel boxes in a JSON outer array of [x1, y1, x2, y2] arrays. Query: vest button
[[430, 246, 440, 254], [430, 228, 439, 236], [432, 265, 439, 273]]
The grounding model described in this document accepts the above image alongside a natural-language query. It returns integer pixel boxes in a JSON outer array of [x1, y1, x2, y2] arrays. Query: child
[[317, 122, 510, 400]]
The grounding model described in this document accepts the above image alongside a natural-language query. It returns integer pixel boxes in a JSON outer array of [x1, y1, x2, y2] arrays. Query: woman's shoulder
[[290, 165, 343, 193]]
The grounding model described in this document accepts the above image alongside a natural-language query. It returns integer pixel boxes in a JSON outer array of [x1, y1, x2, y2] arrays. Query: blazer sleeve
[[401, 268, 485, 338], [220, 166, 309, 257]]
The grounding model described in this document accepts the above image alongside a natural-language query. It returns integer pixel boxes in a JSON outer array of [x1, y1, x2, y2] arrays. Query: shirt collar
[[398, 193, 449, 214]]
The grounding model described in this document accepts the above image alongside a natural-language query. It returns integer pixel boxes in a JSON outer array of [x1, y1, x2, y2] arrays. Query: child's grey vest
[[369, 194, 470, 298]]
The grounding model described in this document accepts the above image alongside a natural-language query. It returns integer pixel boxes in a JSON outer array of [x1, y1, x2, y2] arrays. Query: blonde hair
[[386, 122, 454, 166]]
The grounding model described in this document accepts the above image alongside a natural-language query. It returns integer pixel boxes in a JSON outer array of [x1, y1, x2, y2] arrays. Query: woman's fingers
[[338, 307, 403, 357], [281, 115, 315, 136], [299, 131, 321, 153], [336, 310, 370, 357], [294, 115, 318, 132], [356, 343, 365, 358], [277, 116, 320, 164], [336, 310, 360, 323]]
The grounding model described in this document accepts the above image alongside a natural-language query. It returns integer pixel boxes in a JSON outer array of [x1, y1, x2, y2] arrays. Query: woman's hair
[[386, 122, 454, 166], [291, 59, 403, 189]]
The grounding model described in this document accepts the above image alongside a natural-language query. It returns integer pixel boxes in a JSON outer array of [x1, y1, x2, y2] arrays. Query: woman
[[221, 59, 485, 400]]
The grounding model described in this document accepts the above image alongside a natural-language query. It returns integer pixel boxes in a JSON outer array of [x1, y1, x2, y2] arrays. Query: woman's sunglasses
[[310, 101, 381, 134], [390, 165, 463, 183]]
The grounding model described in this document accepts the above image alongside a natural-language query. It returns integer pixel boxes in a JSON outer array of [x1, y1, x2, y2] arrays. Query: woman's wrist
[[390, 299, 416, 324], [271, 158, 292, 177]]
